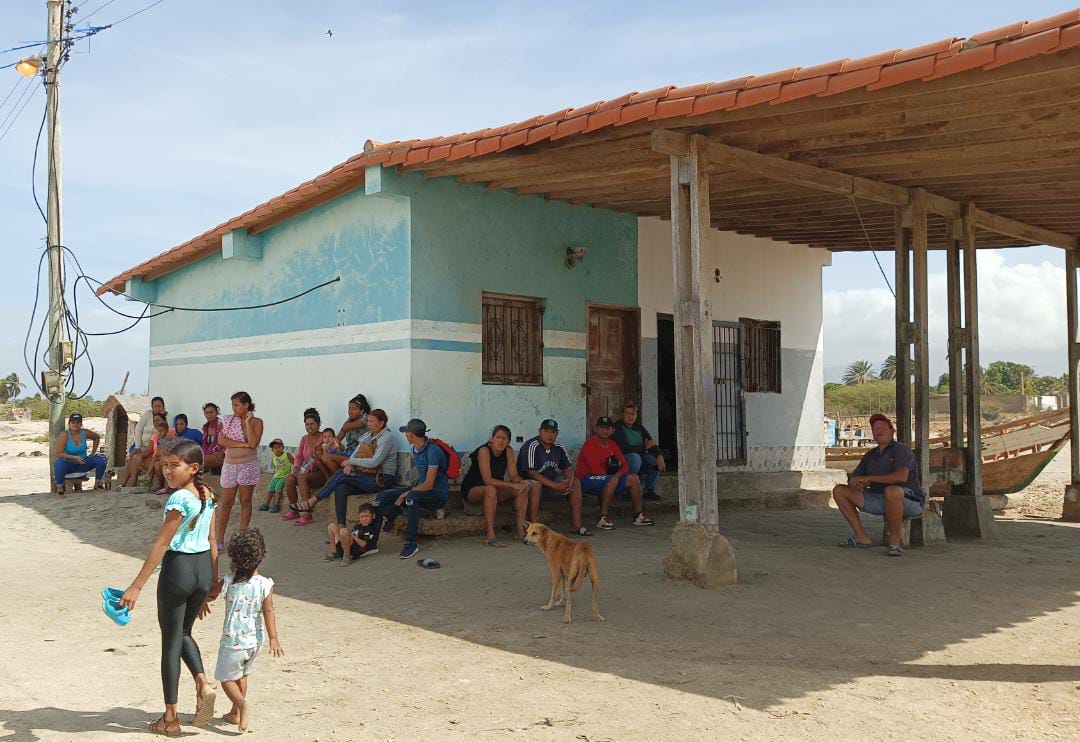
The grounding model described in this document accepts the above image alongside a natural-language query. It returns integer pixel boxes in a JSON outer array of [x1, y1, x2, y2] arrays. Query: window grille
[[740, 317, 781, 394], [482, 293, 544, 385]]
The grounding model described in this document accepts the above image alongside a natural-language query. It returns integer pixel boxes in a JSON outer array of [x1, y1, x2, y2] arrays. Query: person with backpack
[[374, 418, 452, 560]]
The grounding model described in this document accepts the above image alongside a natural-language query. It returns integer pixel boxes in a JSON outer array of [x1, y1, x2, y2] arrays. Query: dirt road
[[2, 426, 1079, 741]]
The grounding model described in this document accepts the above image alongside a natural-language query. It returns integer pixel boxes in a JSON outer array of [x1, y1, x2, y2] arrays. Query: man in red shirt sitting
[[575, 416, 654, 530]]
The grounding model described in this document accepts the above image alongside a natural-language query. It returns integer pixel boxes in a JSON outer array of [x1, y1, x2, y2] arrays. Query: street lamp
[[15, 56, 44, 77]]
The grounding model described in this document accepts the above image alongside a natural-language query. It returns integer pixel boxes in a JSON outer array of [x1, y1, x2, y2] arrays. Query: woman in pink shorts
[[216, 391, 264, 548]]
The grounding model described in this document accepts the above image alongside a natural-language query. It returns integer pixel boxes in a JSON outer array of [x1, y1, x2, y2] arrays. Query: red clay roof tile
[[745, 67, 798, 88], [893, 37, 957, 62], [792, 59, 847, 79], [551, 115, 590, 140], [691, 90, 738, 115], [984, 28, 1061, 69], [652, 96, 695, 119], [867, 56, 937, 90], [100, 9, 1080, 293], [525, 121, 558, 144], [617, 99, 658, 125], [969, 21, 1026, 45], [842, 49, 899, 72], [772, 75, 830, 104], [822, 66, 881, 96], [923, 43, 995, 79]]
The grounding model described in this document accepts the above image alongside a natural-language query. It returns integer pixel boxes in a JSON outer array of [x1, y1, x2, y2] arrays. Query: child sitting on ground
[[325, 502, 380, 566], [257, 439, 292, 513], [202, 528, 283, 733]]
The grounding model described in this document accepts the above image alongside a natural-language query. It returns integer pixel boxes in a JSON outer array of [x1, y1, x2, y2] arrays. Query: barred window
[[482, 293, 544, 385], [740, 318, 781, 393]]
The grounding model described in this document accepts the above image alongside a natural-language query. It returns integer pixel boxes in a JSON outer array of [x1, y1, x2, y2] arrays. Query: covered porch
[[369, 17, 1080, 582]]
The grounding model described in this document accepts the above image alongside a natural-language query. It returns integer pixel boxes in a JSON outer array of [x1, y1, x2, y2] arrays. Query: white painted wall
[[637, 217, 832, 471]]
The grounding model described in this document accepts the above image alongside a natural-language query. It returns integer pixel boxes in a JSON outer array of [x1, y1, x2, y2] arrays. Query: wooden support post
[[1062, 248, 1080, 520], [962, 203, 983, 498], [943, 202, 995, 537], [894, 207, 912, 446], [911, 189, 931, 496], [660, 134, 736, 588], [946, 221, 964, 455]]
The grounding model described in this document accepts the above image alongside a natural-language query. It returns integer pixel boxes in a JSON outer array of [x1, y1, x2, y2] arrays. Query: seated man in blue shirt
[[375, 418, 448, 560], [832, 413, 925, 557]]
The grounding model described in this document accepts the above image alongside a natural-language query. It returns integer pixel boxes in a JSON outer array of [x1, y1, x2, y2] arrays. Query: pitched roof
[[100, 8, 1080, 294]]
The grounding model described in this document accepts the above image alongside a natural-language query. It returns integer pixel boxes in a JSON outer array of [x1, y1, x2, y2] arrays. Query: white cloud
[[825, 251, 1068, 382]]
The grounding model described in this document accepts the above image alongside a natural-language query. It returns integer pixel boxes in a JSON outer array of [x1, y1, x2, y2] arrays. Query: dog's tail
[[568, 552, 589, 592]]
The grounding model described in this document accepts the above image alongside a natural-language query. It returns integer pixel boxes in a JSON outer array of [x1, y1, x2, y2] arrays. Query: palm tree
[[0, 373, 21, 403], [842, 360, 875, 385], [878, 355, 896, 381]]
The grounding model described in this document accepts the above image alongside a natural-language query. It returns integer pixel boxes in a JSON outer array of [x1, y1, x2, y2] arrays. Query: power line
[[78, 0, 120, 24], [0, 82, 40, 144], [105, 0, 167, 29], [849, 195, 896, 298], [0, 75, 29, 114]]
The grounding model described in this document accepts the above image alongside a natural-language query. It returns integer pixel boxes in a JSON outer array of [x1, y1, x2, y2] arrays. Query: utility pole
[[45, 0, 67, 491]]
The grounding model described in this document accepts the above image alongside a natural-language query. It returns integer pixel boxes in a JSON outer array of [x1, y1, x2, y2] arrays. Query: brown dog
[[524, 522, 603, 624]]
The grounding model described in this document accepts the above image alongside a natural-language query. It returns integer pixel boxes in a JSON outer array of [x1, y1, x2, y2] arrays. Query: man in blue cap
[[375, 418, 448, 559], [517, 418, 591, 536]]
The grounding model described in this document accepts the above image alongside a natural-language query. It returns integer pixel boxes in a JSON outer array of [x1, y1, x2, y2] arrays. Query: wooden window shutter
[[482, 293, 544, 385]]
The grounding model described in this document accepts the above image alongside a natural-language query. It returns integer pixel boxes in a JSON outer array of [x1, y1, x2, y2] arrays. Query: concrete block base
[[879, 510, 946, 548], [1061, 484, 1080, 522], [663, 522, 737, 589], [941, 495, 997, 539]]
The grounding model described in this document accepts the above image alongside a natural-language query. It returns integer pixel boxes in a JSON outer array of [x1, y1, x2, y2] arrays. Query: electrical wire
[[77, 0, 119, 24], [0, 75, 29, 114], [104, 0, 167, 28], [850, 195, 896, 298], [0, 77, 38, 138]]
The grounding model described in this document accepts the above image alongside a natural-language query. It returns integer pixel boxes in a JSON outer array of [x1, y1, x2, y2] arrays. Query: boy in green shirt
[[257, 439, 293, 514]]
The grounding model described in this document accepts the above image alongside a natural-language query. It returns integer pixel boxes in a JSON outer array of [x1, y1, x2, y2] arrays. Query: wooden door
[[586, 306, 641, 433]]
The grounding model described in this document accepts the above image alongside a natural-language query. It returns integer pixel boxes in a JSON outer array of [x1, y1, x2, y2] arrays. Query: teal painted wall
[[149, 187, 411, 346], [379, 168, 638, 331]]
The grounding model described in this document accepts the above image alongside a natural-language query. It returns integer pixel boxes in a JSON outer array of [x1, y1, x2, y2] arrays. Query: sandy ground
[[2, 423, 1080, 741]]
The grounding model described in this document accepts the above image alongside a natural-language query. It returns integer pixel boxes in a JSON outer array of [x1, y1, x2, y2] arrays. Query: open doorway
[[656, 314, 678, 470]]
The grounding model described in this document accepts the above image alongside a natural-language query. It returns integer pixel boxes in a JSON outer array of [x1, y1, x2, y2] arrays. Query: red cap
[[868, 413, 893, 429]]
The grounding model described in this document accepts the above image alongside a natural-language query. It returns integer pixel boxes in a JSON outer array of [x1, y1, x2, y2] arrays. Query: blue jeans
[[375, 488, 447, 546], [54, 454, 107, 485], [624, 453, 659, 494]]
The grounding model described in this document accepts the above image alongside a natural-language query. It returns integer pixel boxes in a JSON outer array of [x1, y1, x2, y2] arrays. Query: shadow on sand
[[8, 490, 1080, 715]]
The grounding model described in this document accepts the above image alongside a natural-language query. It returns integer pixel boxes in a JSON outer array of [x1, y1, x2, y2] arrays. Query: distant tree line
[[837, 358, 1067, 395], [0, 372, 103, 419]]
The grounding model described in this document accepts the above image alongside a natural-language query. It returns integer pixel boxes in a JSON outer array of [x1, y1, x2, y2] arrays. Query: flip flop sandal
[[483, 539, 507, 548], [294, 516, 313, 526], [102, 598, 131, 627], [570, 526, 594, 537], [193, 684, 216, 727], [418, 558, 441, 569], [323, 553, 341, 561], [887, 545, 904, 557], [838, 537, 875, 549], [148, 715, 181, 737]]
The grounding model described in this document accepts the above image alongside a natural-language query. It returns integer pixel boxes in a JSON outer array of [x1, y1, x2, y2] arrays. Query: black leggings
[[157, 550, 211, 704]]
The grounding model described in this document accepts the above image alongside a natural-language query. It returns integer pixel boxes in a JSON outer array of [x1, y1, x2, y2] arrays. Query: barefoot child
[[204, 528, 283, 733], [257, 439, 292, 513], [325, 502, 380, 566], [118, 439, 219, 736]]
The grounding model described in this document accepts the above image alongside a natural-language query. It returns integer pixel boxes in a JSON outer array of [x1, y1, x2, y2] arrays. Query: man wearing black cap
[[517, 419, 590, 536], [374, 418, 448, 559], [575, 416, 653, 530]]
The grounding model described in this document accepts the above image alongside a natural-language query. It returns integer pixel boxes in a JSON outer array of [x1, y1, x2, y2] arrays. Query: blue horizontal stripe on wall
[[150, 339, 586, 367]]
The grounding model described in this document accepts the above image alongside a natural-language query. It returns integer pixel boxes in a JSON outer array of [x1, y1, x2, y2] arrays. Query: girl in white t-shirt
[[201, 528, 283, 733]]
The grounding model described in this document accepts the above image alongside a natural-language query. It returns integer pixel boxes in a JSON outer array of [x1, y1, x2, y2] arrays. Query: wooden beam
[[895, 206, 912, 447], [651, 130, 1078, 250], [1068, 248, 1080, 486], [962, 202, 983, 498], [669, 134, 720, 531]]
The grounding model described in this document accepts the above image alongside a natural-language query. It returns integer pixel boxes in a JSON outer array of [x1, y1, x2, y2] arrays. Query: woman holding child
[[215, 392, 264, 549], [282, 408, 327, 526], [294, 408, 396, 528], [313, 394, 370, 479], [463, 425, 535, 547], [201, 403, 225, 472]]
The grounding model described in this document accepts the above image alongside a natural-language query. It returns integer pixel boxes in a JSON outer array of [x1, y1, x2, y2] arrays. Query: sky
[[0, 0, 1072, 398]]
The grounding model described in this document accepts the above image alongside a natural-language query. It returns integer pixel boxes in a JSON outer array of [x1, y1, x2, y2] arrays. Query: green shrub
[[11, 396, 103, 421]]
